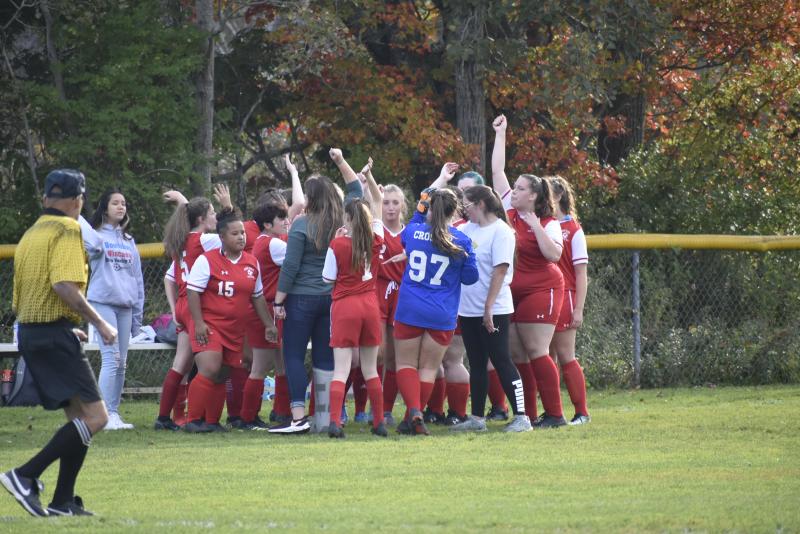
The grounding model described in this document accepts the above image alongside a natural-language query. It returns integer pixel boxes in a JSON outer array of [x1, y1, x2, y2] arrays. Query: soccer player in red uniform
[[549, 176, 590, 424], [322, 198, 386, 438], [154, 185, 231, 430], [183, 213, 278, 432], [492, 114, 567, 428]]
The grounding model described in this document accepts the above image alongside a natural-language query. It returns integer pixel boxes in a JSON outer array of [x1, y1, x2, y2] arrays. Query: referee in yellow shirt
[[1, 169, 118, 517]]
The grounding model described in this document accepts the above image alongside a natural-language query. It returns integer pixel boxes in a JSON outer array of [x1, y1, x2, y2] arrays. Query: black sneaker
[[444, 411, 468, 426], [569, 413, 591, 425], [423, 408, 446, 425], [47, 495, 94, 516], [532, 412, 547, 425], [396, 418, 412, 435], [268, 409, 278, 423], [0, 469, 49, 517], [183, 419, 212, 433], [486, 406, 509, 421], [533, 414, 567, 429], [410, 412, 430, 436], [226, 416, 242, 426], [153, 417, 181, 431], [205, 423, 229, 433], [370, 423, 389, 437], [327, 422, 345, 439], [249, 416, 269, 429], [268, 416, 311, 434], [229, 418, 249, 430]]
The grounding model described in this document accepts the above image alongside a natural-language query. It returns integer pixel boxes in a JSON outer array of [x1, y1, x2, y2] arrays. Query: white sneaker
[[450, 415, 487, 432], [104, 412, 134, 430], [503, 414, 533, 432]]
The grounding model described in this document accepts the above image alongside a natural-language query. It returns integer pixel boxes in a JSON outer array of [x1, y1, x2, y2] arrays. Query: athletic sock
[[274, 374, 290, 416], [446, 382, 470, 418], [308, 382, 315, 416], [225, 365, 248, 419], [487, 368, 508, 412], [17, 419, 90, 481], [562, 359, 589, 416], [172, 381, 189, 423], [158, 369, 183, 418], [51, 422, 90, 506], [427, 377, 446, 414], [515, 362, 538, 419], [396, 368, 421, 413], [328, 380, 346, 426], [383, 369, 398, 412], [187, 373, 214, 422], [240, 377, 265, 422], [207, 381, 227, 425], [365, 377, 384, 427], [353, 368, 368, 413], [532, 356, 563, 418], [419, 380, 435, 410]]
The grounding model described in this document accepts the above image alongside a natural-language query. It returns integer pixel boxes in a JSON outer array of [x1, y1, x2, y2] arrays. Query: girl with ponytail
[[491, 114, 567, 429]]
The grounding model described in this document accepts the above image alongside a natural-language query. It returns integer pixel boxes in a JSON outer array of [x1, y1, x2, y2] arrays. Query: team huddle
[[153, 114, 590, 438]]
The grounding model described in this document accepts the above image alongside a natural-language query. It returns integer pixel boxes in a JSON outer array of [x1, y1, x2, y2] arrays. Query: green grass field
[[1, 386, 799, 532]]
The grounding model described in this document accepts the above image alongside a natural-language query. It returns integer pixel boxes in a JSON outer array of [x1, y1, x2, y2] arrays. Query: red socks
[[225, 365, 248, 419], [206, 382, 227, 424], [365, 377, 384, 427], [383, 369, 398, 413], [273, 374, 290, 417], [187, 374, 214, 422], [515, 362, 538, 419], [396, 368, 421, 413], [308, 382, 315, 416], [419, 380, 435, 410], [446, 382, 470, 418], [159, 369, 183, 418], [427, 377, 446, 414], [240, 377, 265, 422], [329, 380, 346, 426], [487, 368, 508, 412], [172, 381, 188, 425], [352, 368, 368, 414], [532, 355, 563, 418], [562, 359, 588, 416]]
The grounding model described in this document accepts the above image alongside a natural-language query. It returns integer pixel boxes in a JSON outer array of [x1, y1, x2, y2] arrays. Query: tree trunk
[[597, 91, 646, 166], [193, 0, 215, 195], [39, 0, 67, 102]]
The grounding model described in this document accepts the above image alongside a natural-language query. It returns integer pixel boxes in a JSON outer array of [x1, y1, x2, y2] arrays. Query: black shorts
[[18, 320, 101, 410]]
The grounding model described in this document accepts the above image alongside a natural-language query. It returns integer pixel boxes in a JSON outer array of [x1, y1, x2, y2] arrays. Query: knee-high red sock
[[419, 380, 435, 410], [172, 381, 189, 424], [383, 369, 398, 413], [329, 380, 346, 426], [226, 365, 248, 418], [427, 377, 446, 414], [532, 356, 563, 418], [396, 368, 421, 413], [187, 374, 214, 422], [487, 369, 508, 411], [241, 377, 265, 422], [273, 374, 290, 416], [562, 359, 588, 416], [353, 369, 368, 413], [377, 365, 384, 383], [365, 377, 384, 427], [159, 369, 183, 418], [515, 362, 538, 419], [446, 382, 470, 418], [308, 382, 315, 416], [206, 382, 227, 424]]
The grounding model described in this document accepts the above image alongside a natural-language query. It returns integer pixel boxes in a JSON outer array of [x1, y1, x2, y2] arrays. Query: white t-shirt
[[458, 218, 515, 317]]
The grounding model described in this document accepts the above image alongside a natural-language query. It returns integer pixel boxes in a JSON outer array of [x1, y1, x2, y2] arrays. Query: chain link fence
[[2, 243, 799, 389]]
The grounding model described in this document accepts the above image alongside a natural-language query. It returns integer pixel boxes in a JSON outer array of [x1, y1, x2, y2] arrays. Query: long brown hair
[[163, 197, 211, 260], [345, 199, 373, 274], [518, 174, 555, 219], [90, 187, 132, 240], [305, 175, 343, 252], [548, 175, 578, 221], [464, 185, 509, 225], [429, 188, 466, 258]]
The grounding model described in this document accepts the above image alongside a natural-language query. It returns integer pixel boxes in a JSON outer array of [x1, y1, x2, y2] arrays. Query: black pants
[[459, 314, 524, 417]]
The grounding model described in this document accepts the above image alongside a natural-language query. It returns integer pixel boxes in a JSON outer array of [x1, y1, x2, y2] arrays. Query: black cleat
[[226, 416, 242, 426], [423, 408, 446, 425], [183, 419, 212, 433], [396, 418, 412, 435], [47, 495, 94, 516], [249, 416, 269, 429], [569, 413, 591, 425], [485, 406, 509, 421], [327, 422, 345, 438], [229, 418, 249, 430], [154, 417, 181, 431], [370, 423, 389, 437], [1, 469, 48, 517], [444, 410, 468, 426], [410, 413, 430, 436], [205, 422, 229, 432], [533, 414, 567, 429]]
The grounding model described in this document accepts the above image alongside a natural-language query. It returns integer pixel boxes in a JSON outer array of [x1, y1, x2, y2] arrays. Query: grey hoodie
[[79, 216, 145, 335]]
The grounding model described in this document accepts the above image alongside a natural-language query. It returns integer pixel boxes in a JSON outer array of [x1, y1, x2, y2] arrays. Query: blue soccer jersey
[[394, 220, 479, 331]]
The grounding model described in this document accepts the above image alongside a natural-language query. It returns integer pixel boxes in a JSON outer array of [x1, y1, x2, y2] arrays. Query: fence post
[[631, 251, 641, 387]]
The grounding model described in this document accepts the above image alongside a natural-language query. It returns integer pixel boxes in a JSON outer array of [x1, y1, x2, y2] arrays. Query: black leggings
[[458, 314, 525, 417]]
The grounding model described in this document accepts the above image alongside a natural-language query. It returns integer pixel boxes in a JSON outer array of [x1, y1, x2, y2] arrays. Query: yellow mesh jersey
[[13, 214, 88, 324]]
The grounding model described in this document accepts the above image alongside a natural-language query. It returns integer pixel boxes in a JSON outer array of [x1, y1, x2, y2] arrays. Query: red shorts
[[174, 297, 192, 334], [190, 320, 243, 367], [330, 293, 382, 348], [555, 289, 576, 332], [511, 287, 564, 325], [376, 278, 400, 325], [245, 303, 283, 349], [393, 320, 454, 347]]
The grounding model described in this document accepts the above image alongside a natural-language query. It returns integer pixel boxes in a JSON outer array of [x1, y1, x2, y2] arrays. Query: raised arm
[[329, 148, 359, 185], [428, 162, 459, 189], [362, 157, 383, 221], [491, 114, 511, 198], [78, 215, 104, 258], [284, 154, 305, 221]]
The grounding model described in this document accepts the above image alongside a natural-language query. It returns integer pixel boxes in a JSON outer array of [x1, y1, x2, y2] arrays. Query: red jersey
[[251, 233, 288, 301], [507, 209, 564, 294], [557, 216, 588, 291], [165, 232, 221, 298], [186, 249, 263, 335], [243, 220, 261, 254], [377, 221, 405, 282], [323, 234, 383, 300]]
